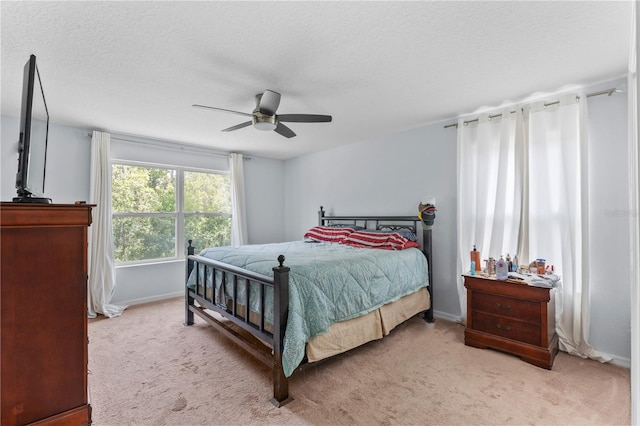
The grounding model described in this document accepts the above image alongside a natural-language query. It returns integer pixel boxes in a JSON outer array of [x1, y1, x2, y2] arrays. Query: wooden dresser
[[463, 274, 558, 369], [1, 203, 93, 425]]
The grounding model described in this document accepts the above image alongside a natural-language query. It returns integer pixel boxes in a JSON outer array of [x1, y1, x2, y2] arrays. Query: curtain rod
[[85, 132, 251, 159], [443, 86, 622, 129]]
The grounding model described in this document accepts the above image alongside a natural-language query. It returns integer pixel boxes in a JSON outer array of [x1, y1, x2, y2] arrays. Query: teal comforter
[[188, 240, 429, 377]]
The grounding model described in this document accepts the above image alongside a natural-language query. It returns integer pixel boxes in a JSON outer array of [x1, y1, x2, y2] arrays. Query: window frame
[[111, 159, 231, 266]]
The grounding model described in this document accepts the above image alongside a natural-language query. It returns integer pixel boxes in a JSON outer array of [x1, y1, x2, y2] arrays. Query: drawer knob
[[496, 302, 511, 310], [496, 324, 512, 331]]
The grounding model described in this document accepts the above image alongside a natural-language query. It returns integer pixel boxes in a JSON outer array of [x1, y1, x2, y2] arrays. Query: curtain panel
[[456, 109, 524, 321], [524, 95, 607, 361], [88, 131, 127, 318], [230, 153, 248, 246]]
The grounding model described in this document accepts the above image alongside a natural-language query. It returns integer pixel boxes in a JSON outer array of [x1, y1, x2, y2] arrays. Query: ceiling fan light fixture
[[252, 112, 277, 131]]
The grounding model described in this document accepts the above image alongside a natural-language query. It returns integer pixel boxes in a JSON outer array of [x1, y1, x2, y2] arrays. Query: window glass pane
[[113, 216, 176, 262], [185, 215, 231, 250], [184, 171, 231, 213], [112, 164, 176, 213]]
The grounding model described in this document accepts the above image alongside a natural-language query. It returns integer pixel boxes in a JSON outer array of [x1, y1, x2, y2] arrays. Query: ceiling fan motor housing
[[252, 111, 278, 131]]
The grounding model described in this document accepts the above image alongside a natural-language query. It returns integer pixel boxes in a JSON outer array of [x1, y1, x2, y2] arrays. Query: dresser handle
[[496, 302, 511, 310], [496, 324, 512, 331]]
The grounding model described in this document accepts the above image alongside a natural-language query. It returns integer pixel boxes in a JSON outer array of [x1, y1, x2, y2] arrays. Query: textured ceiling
[[0, 1, 632, 160]]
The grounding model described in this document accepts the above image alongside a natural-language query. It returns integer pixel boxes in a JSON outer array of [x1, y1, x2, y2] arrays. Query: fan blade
[[274, 122, 296, 138], [193, 104, 252, 117], [277, 114, 332, 123], [221, 121, 253, 132], [258, 90, 281, 115]]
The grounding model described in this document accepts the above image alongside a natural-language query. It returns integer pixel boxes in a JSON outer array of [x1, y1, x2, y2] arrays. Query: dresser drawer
[[472, 292, 540, 324], [472, 311, 541, 346]]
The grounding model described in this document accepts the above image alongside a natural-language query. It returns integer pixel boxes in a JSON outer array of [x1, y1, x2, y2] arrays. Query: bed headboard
[[317, 206, 433, 321], [317, 205, 430, 244]]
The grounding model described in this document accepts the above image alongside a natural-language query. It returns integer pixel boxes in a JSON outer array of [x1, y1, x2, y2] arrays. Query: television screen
[[14, 54, 51, 203]]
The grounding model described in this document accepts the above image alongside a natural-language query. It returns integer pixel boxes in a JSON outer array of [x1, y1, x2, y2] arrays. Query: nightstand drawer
[[472, 292, 540, 324], [472, 311, 541, 345]]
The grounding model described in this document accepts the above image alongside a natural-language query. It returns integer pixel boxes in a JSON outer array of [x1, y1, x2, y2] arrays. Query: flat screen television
[[13, 54, 51, 203]]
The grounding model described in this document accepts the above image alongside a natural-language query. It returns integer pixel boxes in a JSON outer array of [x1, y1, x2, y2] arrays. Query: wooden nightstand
[[463, 274, 558, 369]]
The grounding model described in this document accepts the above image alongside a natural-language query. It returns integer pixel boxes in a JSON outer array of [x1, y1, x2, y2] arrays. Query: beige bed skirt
[[306, 287, 430, 362], [200, 286, 430, 363]]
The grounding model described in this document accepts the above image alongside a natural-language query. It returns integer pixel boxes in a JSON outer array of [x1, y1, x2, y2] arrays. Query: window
[[183, 170, 232, 250], [112, 162, 231, 264]]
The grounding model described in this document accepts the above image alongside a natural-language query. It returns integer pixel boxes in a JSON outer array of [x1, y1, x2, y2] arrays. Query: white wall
[[244, 155, 285, 244], [283, 121, 460, 319], [283, 77, 631, 365], [586, 78, 631, 362], [1, 115, 91, 203]]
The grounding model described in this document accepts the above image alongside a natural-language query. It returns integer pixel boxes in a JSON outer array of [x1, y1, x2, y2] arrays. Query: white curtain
[[628, 2, 639, 423], [525, 95, 608, 361], [88, 131, 127, 318], [456, 109, 525, 321], [457, 95, 610, 361], [230, 153, 248, 246]]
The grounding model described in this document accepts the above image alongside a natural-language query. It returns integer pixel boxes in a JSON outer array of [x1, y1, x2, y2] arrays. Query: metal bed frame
[[184, 206, 433, 406]]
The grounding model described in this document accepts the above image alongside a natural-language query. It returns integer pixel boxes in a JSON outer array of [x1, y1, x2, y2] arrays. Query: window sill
[[115, 258, 185, 269]]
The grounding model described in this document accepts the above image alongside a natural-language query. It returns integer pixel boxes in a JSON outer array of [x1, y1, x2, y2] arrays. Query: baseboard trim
[[603, 353, 631, 369], [114, 291, 184, 307], [433, 310, 463, 324]]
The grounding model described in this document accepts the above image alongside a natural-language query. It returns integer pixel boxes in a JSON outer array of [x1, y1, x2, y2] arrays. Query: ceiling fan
[[193, 90, 332, 138]]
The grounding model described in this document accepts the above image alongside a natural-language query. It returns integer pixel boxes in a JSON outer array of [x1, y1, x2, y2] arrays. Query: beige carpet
[[88, 297, 630, 425]]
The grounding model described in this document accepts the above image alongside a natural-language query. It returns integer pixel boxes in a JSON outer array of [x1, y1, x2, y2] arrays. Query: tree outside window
[[184, 170, 231, 251], [112, 164, 231, 263]]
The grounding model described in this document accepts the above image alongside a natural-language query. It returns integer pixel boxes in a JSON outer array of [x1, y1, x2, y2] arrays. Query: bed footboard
[[184, 241, 293, 406]]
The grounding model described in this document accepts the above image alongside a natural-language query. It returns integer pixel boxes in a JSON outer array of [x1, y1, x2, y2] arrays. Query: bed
[[184, 206, 434, 406]]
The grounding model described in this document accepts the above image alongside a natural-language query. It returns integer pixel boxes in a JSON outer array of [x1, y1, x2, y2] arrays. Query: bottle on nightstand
[[496, 256, 508, 280], [470, 245, 481, 272]]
